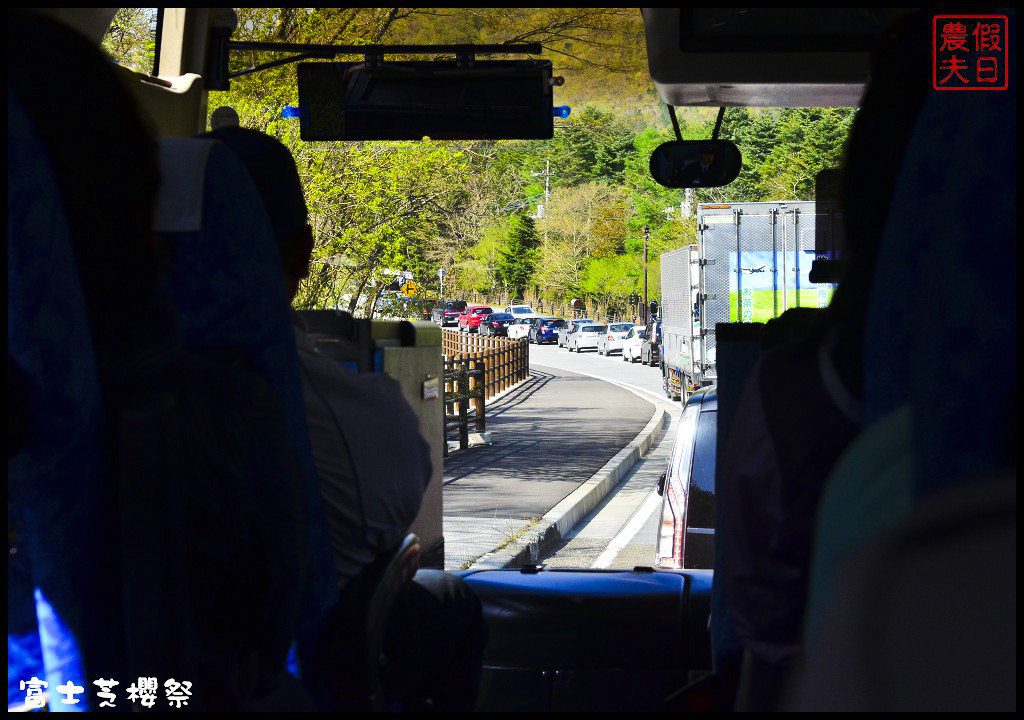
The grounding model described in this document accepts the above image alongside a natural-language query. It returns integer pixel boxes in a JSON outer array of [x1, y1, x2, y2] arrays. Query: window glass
[[691, 410, 716, 494], [687, 409, 717, 533]]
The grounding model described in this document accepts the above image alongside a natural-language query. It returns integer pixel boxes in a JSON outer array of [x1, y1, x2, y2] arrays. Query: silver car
[[597, 322, 635, 356], [558, 318, 593, 348], [567, 323, 606, 353]]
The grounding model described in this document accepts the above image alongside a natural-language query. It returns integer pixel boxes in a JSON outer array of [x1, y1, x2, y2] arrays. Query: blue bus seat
[[154, 137, 339, 704], [461, 567, 712, 712], [811, 45, 1016, 585], [796, 27, 1016, 709], [864, 59, 1015, 499], [8, 90, 104, 711]]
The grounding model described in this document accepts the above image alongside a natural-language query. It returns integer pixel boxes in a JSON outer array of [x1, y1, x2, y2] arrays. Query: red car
[[458, 305, 494, 333]]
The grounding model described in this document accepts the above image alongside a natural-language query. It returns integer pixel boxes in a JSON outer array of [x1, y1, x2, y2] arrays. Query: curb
[[467, 402, 669, 569]]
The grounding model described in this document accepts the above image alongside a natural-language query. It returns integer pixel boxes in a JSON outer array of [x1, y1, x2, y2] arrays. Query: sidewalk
[[441, 364, 670, 571]]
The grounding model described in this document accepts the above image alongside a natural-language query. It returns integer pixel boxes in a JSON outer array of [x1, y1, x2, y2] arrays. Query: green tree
[[550, 106, 637, 187], [101, 8, 157, 74], [498, 214, 541, 300]]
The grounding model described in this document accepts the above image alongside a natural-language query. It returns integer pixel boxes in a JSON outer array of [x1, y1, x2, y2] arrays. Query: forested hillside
[[104, 8, 853, 319]]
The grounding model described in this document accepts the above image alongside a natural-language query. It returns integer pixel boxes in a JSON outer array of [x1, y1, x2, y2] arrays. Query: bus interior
[[7, 7, 1015, 712]]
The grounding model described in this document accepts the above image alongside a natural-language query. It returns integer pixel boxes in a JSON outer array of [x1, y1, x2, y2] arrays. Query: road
[[528, 338, 669, 405], [442, 336, 683, 571], [528, 340, 680, 569]]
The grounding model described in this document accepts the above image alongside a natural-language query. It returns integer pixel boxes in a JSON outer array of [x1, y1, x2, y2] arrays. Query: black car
[[432, 299, 468, 327], [655, 385, 716, 570], [479, 312, 515, 336]]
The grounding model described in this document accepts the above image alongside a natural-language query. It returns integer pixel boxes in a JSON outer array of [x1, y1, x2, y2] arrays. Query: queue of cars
[[442, 300, 664, 375]]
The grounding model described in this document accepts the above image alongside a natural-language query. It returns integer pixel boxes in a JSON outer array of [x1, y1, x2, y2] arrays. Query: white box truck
[[659, 201, 834, 400]]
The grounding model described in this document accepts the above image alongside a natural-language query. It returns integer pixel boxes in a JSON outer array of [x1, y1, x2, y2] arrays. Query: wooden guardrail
[[441, 331, 530, 401], [443, 356, 484, 456], [441, 331, 530, 454]]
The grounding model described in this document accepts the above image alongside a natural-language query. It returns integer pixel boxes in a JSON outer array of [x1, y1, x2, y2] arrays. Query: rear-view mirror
[[649, 140, 742, 189], [297, 60, 556, 141]]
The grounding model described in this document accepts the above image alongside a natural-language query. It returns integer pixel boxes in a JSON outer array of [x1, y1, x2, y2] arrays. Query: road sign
[[401, 279, 417, 298]]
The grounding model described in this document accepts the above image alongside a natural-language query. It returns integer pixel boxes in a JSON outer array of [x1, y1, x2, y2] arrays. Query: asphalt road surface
[[442, 339, 683, 570]]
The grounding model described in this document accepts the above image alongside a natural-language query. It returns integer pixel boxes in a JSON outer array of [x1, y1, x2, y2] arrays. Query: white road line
[[591, 487, 663, 569]]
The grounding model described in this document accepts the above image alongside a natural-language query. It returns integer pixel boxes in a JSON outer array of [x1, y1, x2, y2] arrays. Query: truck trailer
[[659, 201, 834, 400]]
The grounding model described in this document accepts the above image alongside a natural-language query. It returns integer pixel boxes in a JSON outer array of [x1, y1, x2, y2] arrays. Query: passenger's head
[[820, 11, 932, 390], [7, 10, 163, 361], [201, 127, 313, 301], [837, 12, 932, 293]]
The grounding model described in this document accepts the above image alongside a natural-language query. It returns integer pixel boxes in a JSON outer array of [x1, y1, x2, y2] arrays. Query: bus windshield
[[9, 6, 1014, 714]]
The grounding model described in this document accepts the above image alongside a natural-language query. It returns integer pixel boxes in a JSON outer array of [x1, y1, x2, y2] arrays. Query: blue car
[[529, 317, 565, 344]]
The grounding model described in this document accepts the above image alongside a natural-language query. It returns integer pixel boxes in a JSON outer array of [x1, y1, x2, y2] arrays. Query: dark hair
[[8, 10, 164, 361], [201, 127, 308, 267], [815, 11, 933, 394]]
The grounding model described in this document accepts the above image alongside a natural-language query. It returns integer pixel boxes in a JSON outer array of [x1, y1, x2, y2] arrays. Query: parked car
[[621, 326, 646, 363], [596, 322, 636, 356], [530, 317, 565, 345], [507, 317, 539, 340], [641, 320, 662, 367], [655, 385, 717, 570], [566, 323, 606, 353], [432, 299, 467, 326], [503, 304, 539, 320], [558, 318, 594, 348], [458, 305, 494, 333], [479, 312, 515, 337]]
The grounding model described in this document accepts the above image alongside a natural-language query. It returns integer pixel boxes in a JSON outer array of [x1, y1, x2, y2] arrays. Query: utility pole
[[531, 159, 553, 219], [643, 225, 649, 325]]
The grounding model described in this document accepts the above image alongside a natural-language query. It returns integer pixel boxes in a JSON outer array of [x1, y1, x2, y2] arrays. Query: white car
[[504, 304, 540, 320], [506, 317, 538, 340], [597, 322, 636, 356], [558, 318, 594, 348], [566, 323, 606, 353], [621, 326, 646, 363]]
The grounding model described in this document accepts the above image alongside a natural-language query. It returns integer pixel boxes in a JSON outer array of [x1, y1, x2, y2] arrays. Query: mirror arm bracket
[[228, 51, 334, 80], [712, 106, 725, 140], [667, 103, 684, 142]]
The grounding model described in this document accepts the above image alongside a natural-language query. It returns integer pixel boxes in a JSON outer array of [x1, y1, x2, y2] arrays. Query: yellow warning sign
[[401, 279, 417, 297]]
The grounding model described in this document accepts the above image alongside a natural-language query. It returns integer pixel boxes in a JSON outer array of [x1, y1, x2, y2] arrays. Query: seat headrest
[[154, 137, 217, 233]]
